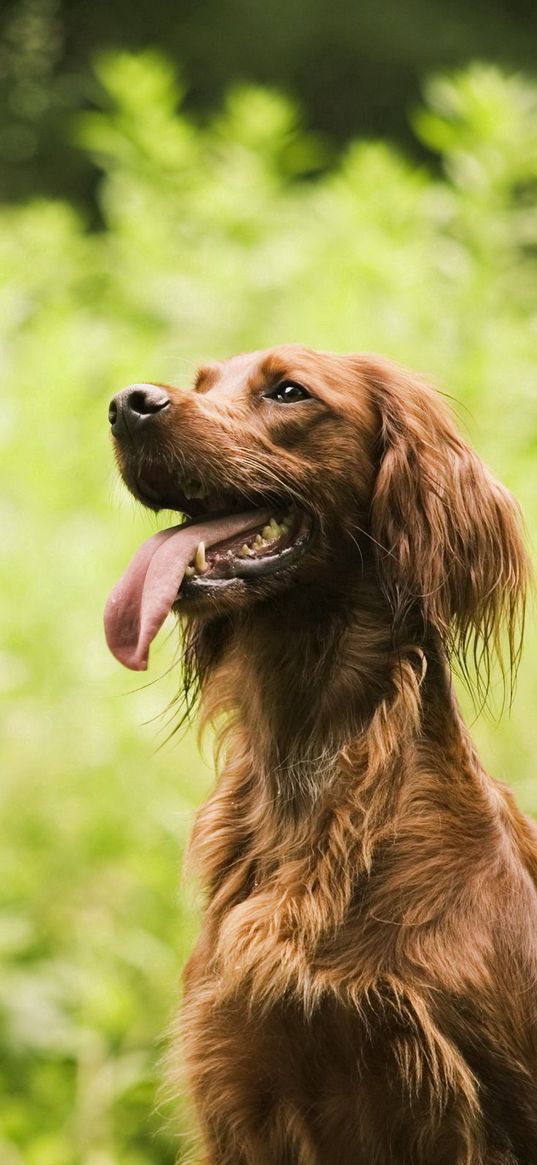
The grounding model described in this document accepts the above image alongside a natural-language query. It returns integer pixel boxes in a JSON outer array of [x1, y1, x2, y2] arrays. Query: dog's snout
[[108, 384, 170, 438]]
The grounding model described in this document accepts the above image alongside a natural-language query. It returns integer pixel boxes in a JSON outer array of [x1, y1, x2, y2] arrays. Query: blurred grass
[[1, 52, 537, 1163]]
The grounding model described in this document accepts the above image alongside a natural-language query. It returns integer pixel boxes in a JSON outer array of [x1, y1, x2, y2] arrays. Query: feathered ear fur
[[362, 358, 529, 699]]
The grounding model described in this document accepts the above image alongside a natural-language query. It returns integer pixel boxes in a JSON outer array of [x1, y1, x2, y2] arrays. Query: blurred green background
[[1, 2, 537, 1162]]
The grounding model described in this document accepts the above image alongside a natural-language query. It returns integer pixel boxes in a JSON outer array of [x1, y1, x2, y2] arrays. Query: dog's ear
[[361, 357, 529, 694]]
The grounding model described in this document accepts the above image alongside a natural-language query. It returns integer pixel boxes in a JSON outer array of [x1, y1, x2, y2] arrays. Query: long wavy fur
[[115, 346, 536, 1164]]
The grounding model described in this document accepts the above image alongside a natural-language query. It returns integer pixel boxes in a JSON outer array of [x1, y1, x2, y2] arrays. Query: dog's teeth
[[194, 541, 208, 573], [261, 518, 283, 541], [239, 543, 254, 558], [253, 534, 264, 547], [185, 565, 195, 576]]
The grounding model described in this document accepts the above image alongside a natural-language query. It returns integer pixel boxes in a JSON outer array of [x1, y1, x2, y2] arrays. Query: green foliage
[[1, 53, 537, 1161], [3, 0, 537, 209]]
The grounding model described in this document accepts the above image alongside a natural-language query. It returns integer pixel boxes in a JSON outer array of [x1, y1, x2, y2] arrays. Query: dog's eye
[[266, 381, 311, 404]]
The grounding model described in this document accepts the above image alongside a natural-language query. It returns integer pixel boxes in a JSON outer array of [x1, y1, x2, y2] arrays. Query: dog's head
[[105, 344, 528, 690]]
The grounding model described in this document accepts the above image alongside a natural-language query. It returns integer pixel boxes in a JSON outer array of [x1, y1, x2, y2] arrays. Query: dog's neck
[[189, 589, 480, 973], [196, 580, 467, 805]]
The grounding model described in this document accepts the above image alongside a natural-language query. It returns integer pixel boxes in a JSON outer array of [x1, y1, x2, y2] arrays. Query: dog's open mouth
[[104, 475, 312, 671]]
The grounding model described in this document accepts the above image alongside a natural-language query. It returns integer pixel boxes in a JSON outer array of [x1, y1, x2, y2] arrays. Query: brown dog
[[105, 347, 537, 1164]]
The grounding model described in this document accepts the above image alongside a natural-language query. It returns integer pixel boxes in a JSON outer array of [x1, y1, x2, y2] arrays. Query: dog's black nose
[[108, 384, 170, 438]]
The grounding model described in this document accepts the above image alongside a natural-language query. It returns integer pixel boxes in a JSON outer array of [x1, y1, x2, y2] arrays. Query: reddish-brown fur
[[114, 347, 537, 1164]]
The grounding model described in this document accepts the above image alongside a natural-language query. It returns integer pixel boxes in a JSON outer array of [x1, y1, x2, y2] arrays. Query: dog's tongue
[[104, 510, 269, 671]]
